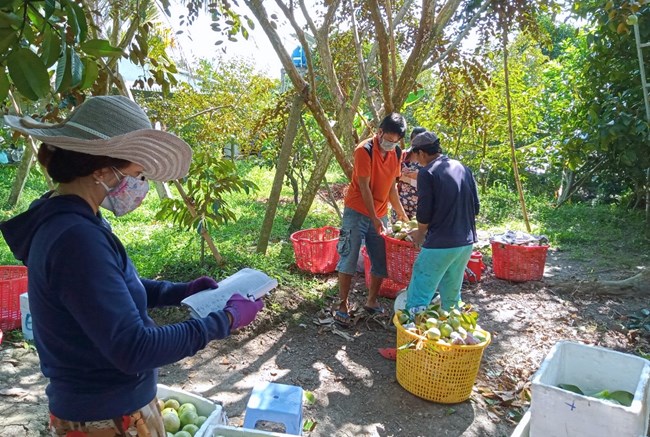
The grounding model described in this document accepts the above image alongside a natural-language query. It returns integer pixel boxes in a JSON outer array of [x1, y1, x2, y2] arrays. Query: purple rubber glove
[[185, 276, 219, 298], [224, 294, 264, 330]]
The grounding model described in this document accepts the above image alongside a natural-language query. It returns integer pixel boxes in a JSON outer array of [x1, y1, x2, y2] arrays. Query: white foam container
[[510, 411, 530, 437], [530, 341, 650, 437], [157, 384, 227, 437], [210, 424, 294, 436], [20, 292, 33, 340]]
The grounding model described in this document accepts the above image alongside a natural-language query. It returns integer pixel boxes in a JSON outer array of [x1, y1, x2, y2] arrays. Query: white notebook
[[181, 268, 277, 318]]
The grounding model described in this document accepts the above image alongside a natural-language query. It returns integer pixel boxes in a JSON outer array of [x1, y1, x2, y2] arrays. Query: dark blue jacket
[[416, 156, 480, 248], [0, 194, 231, 421]]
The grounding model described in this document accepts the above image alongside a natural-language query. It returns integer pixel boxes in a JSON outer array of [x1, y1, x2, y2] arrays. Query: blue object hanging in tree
[[291, 46, 307, 68]]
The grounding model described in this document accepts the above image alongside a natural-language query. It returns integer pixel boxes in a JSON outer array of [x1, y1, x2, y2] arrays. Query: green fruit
[[626, 14, 639, 25], [195, 416, 207, 427], [182, 424, 200, 436], [425, 317, 438, 329], [398, 311, 410, 325], [457, 326, 467, 338], [177, 403, 197, 418], [162, 407, 178, 417], [157, 398, 165, 412], [164, 398, 181, 411], [438, 310, 449, 320], [167, 433, 175, 437], [450, 308, 462, 317], [449, 317, 461, 330], [392, 223, 402, 232], [162, 411, 181, 433], [439, 323, 453, 338], [174, 432, 192, 437], [408, 220, 418, 228], [425, 327, 441, 340], [179, 410, 199, 428]]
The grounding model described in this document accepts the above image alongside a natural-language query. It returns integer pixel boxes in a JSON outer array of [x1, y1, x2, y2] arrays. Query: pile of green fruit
[[157, 397, 208, 437], [388, 219, 419, 241], [396, 302, 489, 347]]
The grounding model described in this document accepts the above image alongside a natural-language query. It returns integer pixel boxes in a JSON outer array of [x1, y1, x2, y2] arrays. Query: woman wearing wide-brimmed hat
[[0, 96, 264, 437]]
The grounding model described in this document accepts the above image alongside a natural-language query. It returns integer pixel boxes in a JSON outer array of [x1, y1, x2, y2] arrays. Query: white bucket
[[20, 292, 33, 340]]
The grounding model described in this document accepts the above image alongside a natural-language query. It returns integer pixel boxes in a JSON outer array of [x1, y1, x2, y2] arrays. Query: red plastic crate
[[0, 266, 28, 331], [361, 246, 406, 298], [383, 234, 421, 285], [290, 226, 340, 274], [491, 242, 548, 282]]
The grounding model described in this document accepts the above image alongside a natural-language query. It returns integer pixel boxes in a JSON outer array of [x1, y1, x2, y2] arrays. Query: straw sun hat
[[3, 95, 192, 181]]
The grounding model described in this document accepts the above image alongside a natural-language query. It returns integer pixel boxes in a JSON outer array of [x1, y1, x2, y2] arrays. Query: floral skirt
[[49, 398, 165, 437]]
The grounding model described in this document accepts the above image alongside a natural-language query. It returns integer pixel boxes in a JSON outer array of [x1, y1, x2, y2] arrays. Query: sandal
[[334, 310, 352, 327], [363, 305, 386, 315]]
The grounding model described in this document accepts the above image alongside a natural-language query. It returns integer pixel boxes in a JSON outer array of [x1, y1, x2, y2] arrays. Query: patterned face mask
[[99, 167, 149, 217]]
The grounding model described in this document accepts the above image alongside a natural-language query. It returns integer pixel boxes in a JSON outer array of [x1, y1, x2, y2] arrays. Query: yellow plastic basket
[[394, 314, 491, 403]]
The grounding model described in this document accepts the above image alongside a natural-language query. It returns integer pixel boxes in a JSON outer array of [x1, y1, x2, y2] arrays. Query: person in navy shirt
[[0, 96, 263, 437], [405, 131, 480, 313]]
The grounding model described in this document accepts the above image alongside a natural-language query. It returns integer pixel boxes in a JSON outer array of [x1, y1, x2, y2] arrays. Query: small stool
[[243, 381, 303, 435]]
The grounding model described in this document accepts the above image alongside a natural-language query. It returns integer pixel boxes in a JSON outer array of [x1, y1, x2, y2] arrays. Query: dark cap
[[411, 131, 439, 148]]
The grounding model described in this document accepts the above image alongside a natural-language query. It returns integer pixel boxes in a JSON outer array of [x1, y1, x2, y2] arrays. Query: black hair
[[412, 140, 442, 156], [37, 144, 130, 183], [410, 126, 427, 141], [379, 113, 407, 138]]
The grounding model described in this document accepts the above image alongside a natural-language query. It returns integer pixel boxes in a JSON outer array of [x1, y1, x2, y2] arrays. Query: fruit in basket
[[164, 398, 181, 410], [174, 431, 192, 437], [181, 423, 200, 436], [157, 398, 165, 412], [162, 407, 178, 417], [162, 411, 181, 433], [392, 221, 403, 232], [179, 410, 199, 428], [178, 403, 197, 417], [195, 416, 207, 427], [396, 302, 488, 347]]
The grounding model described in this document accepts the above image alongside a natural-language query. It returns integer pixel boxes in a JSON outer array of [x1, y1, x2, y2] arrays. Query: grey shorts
[[336, 207, 388, 277]]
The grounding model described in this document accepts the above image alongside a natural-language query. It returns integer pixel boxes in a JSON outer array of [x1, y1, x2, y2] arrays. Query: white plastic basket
[[157, 384, 227, 437], [210, 424, 295, 436]]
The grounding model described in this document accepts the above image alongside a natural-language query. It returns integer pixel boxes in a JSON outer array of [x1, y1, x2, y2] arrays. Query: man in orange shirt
[[334, 113, 409, 326]]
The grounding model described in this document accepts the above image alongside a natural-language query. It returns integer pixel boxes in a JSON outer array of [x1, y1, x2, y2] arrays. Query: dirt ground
[[1, 248, 649, 437]]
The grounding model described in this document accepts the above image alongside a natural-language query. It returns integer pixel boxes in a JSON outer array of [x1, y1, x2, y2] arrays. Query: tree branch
[[367, 0, 393, 113]]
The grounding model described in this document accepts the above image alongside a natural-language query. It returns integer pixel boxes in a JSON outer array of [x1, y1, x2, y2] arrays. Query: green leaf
[[7, 48, 50, 101], [558, 384, 584, 395], [81, 39, 124, 57], [63, 1, 80, 43], [41, 29, 62, 68], [0, 28, 17, 54], [55, 45, 71, 93], [44, 0, 56, 20], [303, 391, 316, 405], [70, 1, 87, 42], [79, 57, 98, 90], [0, 11, 21, 28], [0, 68, 9, 102], [69, 49, 82, 87], [302, 419, 316, 432], [609, 391, 634, 407]]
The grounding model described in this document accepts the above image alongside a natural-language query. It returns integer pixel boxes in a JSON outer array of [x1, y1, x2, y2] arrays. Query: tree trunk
[[257, 93, 303, 254], [555, 270, 650, 295], [556, 167, 574, 206], [7, 146, 35, 207], [502, 22, 531, 232], [172, 180, 223, 265], [289, 146, 334, 234]]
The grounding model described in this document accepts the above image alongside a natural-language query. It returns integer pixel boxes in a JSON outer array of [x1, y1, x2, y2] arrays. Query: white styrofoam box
[[510, 411, 530, 437], [20, 292, 33, 340], [157, 384, 227, 437], [210, 424, 294, 437], [530, 341, 650, 437]]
